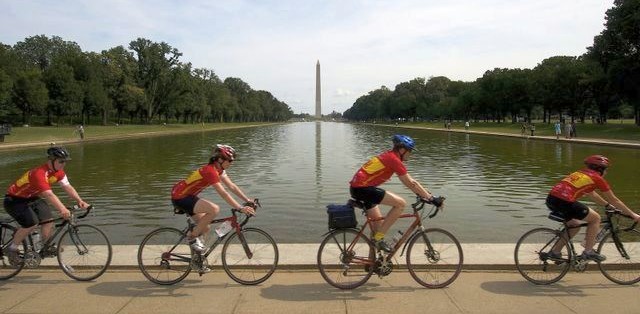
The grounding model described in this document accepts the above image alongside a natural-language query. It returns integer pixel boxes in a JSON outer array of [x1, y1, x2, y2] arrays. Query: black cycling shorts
[[171, 195, 200, 216], [350, 186, 386, 210], [545, 195, 590, 221], [3, 195, 54, 228]]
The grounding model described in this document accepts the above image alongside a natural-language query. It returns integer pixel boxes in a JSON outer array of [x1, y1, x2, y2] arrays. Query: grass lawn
[[392, 120, 640, 143], [0, 122, 274, 146]]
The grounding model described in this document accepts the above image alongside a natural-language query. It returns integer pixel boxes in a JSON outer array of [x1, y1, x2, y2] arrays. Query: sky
[[1, 0, 614, 115]]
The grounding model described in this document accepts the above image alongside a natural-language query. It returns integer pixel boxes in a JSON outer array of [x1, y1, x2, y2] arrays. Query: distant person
[[3, 147, 90, 264], [349, 135, 442, 252], [75, 125, 85, 140], [521, 123, 527, 137], [545, 155, 640, 262], [530, 123, 535, 136], [171, 144, 255, 252], [571, 121, 577, 138], [565, 122, 572, 139], [464, 121, 470, 131], [554, 121, 562, 140]]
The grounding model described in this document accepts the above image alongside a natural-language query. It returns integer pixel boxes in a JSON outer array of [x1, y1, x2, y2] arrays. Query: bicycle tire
[[406, 228, 463, 288], [138, 227, 192, 285], [221, 227, 279, 285], [57, 224, 112, 281], [514, 227, 570, 285], [0, 224, 25, 280], [317, 228, 374, 289], [597, 228, 640, 285]]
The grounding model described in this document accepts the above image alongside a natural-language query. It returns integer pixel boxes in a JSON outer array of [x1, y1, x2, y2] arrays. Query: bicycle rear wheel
[[317, 229, 374, 289], [221, 227, 279, 285], [0, 225, 25, 280], [597, 228, 640, 285], [514, 227, 570, 285], [57, 224, 112, 281], [406, 228, 463, 288], [138, 227, 192, 285]]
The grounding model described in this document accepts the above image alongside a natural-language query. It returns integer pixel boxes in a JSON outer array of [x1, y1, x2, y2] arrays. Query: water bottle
[[215, 221, 232, 237], [391, 230, 404, 247], [31, 230, 42, 252]]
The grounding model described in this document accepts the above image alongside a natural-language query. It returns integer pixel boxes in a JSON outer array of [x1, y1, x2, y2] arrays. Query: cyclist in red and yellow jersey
[[546, 155, 640, 262], [349, 134, 442, 252], [171, 144, 255, 252], [3, 147, 90, 263]]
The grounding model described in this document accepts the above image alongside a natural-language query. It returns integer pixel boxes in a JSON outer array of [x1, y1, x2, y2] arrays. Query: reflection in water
[[0, 122, 639, 244]]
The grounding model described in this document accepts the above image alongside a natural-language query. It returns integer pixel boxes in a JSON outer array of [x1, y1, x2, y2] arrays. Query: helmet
[[47, 147, 71, 160], [584, 155, 610, 169], [212, 144, 236, 161], [392, 134, 416, 151]]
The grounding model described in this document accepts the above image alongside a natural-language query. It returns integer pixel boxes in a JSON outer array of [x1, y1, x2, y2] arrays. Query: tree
[[588, 0, 640, 125], [11, 69, 48, 124], [128, 38, 182, 122]]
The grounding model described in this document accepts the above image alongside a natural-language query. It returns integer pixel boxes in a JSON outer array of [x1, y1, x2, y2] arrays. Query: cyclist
[[3, 147, 90, 263], [171, 144, 255, 252], [349, 134, 443, 252], [546, 155, 640, 261]]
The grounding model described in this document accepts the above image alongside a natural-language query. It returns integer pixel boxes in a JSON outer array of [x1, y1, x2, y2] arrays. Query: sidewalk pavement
[[1, 269, 639, 314]]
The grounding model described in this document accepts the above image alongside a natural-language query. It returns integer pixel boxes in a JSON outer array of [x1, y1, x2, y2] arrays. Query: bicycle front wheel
[[138, 227, 192, 285], [317, 229, 374, 289], [406, 228, 463, 288], [0, 225, 25, 280], [514, 227, 570, 285], [597, 228, 640, 285], [221, 227, 279, 285], [57, 224, 112, 281]]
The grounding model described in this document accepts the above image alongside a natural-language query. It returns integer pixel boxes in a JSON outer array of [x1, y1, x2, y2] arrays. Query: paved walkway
[[0, 269, 639, 314]]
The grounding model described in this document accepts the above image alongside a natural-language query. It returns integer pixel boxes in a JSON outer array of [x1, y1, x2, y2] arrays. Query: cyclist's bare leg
[[366, 206, 383, 235], [39, 220, 54, 242], [189, 199, 220, 238], [376, 191, 406, 235], [582, 208, 601, 251], [11, 226, 36, 247], [550, 219, 581, 253]]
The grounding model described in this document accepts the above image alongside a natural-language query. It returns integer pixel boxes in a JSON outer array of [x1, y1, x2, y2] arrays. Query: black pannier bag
[[327, 204, 357, 229]]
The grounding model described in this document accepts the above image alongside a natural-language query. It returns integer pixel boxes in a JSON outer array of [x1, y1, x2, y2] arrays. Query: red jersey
[[171, 164, 224, 200], [350, 150, 407, 188], [6, 164, 69, 199], [549, 168, 610, 202]]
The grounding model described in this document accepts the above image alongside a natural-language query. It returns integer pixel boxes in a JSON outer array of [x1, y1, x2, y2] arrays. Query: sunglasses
[[56, 159, 67, 164]]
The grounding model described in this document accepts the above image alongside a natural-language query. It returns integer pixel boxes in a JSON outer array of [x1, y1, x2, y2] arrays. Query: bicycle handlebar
[[605, 207, 638, 230], [231, 198, 261, 227], [411, 195, 446, 219]]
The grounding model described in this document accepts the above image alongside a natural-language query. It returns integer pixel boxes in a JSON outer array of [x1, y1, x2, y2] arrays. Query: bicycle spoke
[[222, 228, 278, 285], [57, 224, 112, 281], [138, 227, 192, 285], [317, 229, 374, 289], [598, 229, 640, 285], [514, 228, 570, 285], [0, 225, 25, 280], [407, 229, 463, 288]]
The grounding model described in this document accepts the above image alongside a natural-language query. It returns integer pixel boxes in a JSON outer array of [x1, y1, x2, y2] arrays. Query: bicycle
[[514, 206, 640, 285], [317, 196, 463, 289], [137, 199, 279, 285], [0, 205, 113, 281]]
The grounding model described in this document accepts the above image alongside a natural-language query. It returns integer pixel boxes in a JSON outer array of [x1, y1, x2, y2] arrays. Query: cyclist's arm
[[38, 190, 71, 219], [212, 182, 255, 215], [220, 173, 251, 203], [60, 183, 89, 209], [593, 190, 640, 221], [398, 173, 432, 200]]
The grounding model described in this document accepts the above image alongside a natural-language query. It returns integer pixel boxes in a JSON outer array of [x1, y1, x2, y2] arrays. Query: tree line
[[0, 36, 293, 125], [344, 0, 640, 126]]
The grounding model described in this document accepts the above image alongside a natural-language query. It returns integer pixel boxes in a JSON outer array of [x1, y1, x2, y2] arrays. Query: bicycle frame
[[332, 199, 439, 267]]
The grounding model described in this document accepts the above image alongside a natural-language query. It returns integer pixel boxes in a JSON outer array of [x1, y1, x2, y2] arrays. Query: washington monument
[[315, 60, 321, 119]]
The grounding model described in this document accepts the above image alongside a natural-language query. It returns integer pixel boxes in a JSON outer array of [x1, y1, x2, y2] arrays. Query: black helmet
[[47, 147, 71, 160]]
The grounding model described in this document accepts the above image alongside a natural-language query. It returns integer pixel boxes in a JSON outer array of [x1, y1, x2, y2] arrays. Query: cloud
[[0, 0, 614, 114]]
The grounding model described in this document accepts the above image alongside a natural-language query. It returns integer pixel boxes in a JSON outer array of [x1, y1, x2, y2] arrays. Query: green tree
[[11, 69, 48, 124]]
